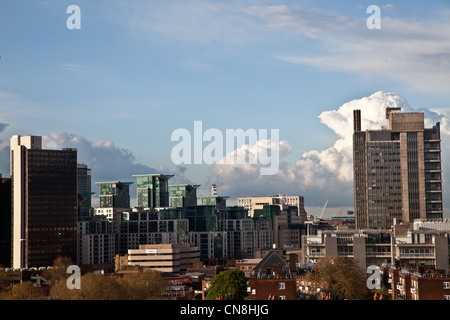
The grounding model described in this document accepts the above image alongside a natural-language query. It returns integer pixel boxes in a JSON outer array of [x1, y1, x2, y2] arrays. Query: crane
[[319, 200, 328, 220]]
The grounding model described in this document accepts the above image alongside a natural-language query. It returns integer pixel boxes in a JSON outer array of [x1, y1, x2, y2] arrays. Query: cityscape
[[1, 107, 450, 303], [1, 0, 450, 314]]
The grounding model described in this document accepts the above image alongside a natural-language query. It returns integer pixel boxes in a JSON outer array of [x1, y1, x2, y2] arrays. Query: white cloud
[[118, 0, 265, 45], [266, 9, 450, 93], [210, 91, 450, 208], [57, 62, 87, 72], [119, 1, 450, 94]]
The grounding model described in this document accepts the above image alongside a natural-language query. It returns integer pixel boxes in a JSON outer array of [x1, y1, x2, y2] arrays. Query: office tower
[[353, 108, 443, 230], [77, 164, 92, 206], [77, 164, 94, 221], [0, 173, 12, 267], [133, 174, 172, 208], [11, 135, 78, 268], [169, 184, 199, 208], [95, 181, 132, 209]]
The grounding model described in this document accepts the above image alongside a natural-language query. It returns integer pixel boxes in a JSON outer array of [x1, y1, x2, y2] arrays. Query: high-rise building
[[77, 164, 94, 221], [353, 108, 443, 230], [133, 174, 172, 208], [11, 135, 78, 268], [0, 173, 12, 267], [95, 181, 133, 209], [169, 184, 199, 208]]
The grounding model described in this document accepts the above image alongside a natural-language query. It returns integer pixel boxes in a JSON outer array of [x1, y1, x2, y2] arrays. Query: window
[[278, 282, 285, 290]]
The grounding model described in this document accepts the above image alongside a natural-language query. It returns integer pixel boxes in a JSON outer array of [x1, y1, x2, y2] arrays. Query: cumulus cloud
[[42, 132, 192, 197], [40, 132, 156, 199], [0, 131, 193, 204], [210, 91, 450, 208]]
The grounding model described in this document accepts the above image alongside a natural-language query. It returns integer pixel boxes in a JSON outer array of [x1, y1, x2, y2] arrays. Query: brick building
[[381, 264, 450, 300], [249, 251, 297, 300]]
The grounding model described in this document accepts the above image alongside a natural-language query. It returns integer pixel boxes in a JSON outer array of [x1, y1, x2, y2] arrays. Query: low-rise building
[[380, 264, 450, 300], [302, 220, 450, 272], [249, 251, 297, 300], [122, 243, 200, 273], [235, 258, 261, 278]]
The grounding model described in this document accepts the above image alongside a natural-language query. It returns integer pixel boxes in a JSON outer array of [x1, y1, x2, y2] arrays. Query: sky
[[1, 0, 450, 217]]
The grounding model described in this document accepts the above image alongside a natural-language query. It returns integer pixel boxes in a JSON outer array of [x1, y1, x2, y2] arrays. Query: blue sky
[[1, 0, 450, 216]]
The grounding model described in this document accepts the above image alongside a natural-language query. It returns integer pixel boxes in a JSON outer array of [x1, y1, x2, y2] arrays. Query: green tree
[[306, 256, 370, 300], [206, 269, 248, 300]]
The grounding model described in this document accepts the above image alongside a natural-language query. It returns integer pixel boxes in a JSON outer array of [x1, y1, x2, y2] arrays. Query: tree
[[51, 272, 123, 300], [0, 281, 46, 300], [306, 256, 370, 300], [0, 266, 10, 291], [120, 271, 166, 299], [206, 269, 248, 300], [41, 256, 74, 285], [50, 271, 166, 300]]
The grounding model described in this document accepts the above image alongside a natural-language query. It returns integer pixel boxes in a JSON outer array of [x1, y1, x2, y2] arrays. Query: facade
[[77, 164, 94, 221], [218, 206, 256, 259], [133, 174, 172, 208], [353, 108, 443, 230], [125, 243, 200, 273], [0, 174, 11, 267], [249, 251, 297, 300], [118, 207, 189, 255], [169, 184, 199, 208], [95, 181, 133, 209], [235, 258, 262, 278], [381, 265, 450, 300], [393, 220, 450, 271], [78, 215, 116, 265], [302, 219, 450, 272], [302, 229, 393, 271], [238, 195, 307, 223], [11, 135, 78, 268], [253, 204, 302, 249]]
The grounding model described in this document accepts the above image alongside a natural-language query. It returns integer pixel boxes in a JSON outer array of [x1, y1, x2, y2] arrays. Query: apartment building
[[381, 264, 450, 300]]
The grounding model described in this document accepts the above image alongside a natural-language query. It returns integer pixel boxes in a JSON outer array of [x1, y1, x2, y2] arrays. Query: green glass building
[[96, 181, 133, 208], [133, 174, 173, 208], [169, 184, 199, 208]]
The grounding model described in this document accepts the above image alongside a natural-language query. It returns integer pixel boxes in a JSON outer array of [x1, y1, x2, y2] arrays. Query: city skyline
[[1, 1, 450, 216]]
